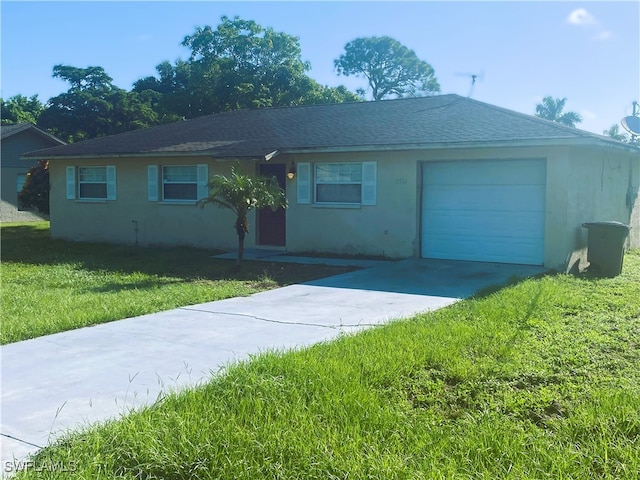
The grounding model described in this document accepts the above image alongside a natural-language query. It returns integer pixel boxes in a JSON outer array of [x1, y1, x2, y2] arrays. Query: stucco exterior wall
[[283, 151, 419, 258], [48, 144, 638, 269], [284, 146, 556, 262], [49, 158, 257, 250]]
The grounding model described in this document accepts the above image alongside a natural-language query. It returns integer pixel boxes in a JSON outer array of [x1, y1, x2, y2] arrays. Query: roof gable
[[23, 95, 635, 160], [1, 123, 66, 145]]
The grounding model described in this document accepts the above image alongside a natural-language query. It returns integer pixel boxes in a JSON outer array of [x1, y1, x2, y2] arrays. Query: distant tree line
[[2, 16, 630, 144], [1, 16, 441, 143]]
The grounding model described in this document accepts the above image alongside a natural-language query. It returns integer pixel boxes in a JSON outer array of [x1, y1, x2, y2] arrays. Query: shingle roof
[[1, 123, 66, 145], [23, 94, 634, 160], [1, 123, 30, 138]]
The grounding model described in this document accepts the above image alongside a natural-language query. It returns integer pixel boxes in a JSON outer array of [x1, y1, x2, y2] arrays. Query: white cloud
[[594, 30, 613, 41], [567, 8, 613, 41], [567, 8, 596, 26], [581, 110, 597, 121]]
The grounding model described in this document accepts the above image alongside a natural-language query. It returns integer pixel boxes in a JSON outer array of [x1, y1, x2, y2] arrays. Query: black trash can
[[582, 221, 631, 277]]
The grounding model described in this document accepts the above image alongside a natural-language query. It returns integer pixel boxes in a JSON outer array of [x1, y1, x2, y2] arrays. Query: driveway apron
[[1, 258, 545, 462]]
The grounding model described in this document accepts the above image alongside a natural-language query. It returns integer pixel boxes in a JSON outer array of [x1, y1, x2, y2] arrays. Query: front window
[[78, 167, 107, 199], [163, 166, 197, 201], [315, 163, 362, 204]]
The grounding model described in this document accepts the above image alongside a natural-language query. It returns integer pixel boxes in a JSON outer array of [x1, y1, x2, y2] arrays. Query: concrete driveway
[[1, 256, 545, 463]]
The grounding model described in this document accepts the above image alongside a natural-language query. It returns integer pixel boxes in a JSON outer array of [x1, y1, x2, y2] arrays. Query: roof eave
[[23, 150, 279, 162], [282, 137, 640, 155], [21, 136, 638, 161]]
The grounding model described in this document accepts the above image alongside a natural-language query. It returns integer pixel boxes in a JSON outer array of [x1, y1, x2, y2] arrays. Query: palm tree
[[602, 124, 629, 142], [535, 96, 583, 127], [199, 165, 286, 265]]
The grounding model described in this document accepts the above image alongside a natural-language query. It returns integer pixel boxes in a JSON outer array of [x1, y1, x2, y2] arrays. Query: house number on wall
[[395, 178, 408, 185]]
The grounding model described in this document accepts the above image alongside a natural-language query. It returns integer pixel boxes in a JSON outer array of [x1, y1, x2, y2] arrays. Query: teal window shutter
[[297, 162, 311, 204], [66, 166, 75, 200], [148, 165, 158, 201], [361, 161, 377, 205], [197, 164, 209, 200], [106, 166, 116, 200]]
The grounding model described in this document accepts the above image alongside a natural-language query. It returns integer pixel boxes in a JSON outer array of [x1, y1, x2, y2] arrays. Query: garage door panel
[[422, 159, 546, 265], [424, 185, 545, 212], [424, 159, 546, 186], [424, 211, 544, 238], [425, 234, 543, 264]]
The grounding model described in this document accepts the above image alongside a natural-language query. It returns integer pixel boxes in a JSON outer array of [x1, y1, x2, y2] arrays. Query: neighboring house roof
[[1, 123, 66, 145], [23, 95, 637, 161]]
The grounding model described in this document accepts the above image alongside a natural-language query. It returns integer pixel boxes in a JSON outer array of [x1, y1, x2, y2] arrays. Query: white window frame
[[315, 163, 362, 205], [162, 165, 197, 202], [67, 166, 116, 201], [306, 161, 376, 206], [157, 164, 208, 203]]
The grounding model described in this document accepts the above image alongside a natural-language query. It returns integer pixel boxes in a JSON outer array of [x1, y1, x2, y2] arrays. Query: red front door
[[258, 163, 286, 246]]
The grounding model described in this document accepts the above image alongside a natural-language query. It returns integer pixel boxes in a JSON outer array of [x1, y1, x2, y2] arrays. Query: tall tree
[[182, 16, 310, 109], [39, 65, 162, 142], [133, 60, 198, 120], [535, 96, 583, 127], [198, 166, 286, 265], [0, 95, 44, 125], [334, 36, 440, 101], [134, 16, 360, 119]]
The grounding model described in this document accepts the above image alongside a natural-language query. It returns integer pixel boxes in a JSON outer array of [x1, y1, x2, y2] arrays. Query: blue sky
[[1, 1, 639, 135]]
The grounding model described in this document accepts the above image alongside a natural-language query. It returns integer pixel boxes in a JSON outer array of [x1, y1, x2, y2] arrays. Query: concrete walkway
[[1, 254, 545, 463]]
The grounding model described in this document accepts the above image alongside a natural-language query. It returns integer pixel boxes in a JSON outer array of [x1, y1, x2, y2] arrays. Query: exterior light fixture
[[287, 161, 296, 180]]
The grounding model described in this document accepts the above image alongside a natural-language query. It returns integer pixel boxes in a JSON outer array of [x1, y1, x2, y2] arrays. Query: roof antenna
[[455, 71, 484, 98]]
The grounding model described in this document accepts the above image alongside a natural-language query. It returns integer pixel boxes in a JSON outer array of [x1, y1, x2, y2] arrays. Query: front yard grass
[[14, 249, 640, 478], [0, 222, 354, 344]]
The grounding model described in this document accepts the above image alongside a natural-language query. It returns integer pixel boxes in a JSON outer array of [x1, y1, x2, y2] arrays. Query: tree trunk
[[237, 233, 244, 265], [235, 216, 248, 265]]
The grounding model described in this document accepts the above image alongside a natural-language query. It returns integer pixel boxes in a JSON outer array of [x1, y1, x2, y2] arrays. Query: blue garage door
[[421, 159, 546, 265]]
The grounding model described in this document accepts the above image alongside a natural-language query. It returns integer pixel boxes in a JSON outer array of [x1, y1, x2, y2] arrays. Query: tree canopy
[[135, 16, 360, 118], [535, 96, 583, 128], [38, 65, 162, 142], [335, 36, 440, 101], [0, 95, 44, 125]]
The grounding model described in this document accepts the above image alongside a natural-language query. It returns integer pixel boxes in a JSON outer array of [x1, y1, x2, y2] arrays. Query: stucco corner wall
[[547, 147, 639, 272], [628, 155, 640, 249]]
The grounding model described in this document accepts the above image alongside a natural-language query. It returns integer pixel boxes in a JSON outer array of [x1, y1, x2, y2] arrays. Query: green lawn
[[13, 247, 640, 479], [0, 222, 354, 344]]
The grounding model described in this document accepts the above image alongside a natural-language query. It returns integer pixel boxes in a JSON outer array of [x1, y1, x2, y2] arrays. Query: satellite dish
[[621, 115, 640, 136]]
